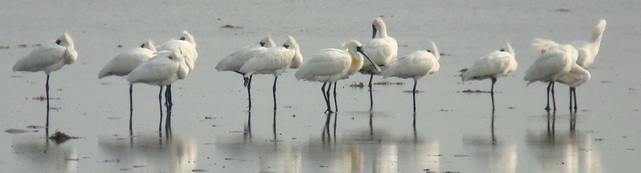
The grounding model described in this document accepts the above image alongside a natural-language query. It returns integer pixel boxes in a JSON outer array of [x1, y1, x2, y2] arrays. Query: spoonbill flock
[[11, 18, 606, 130]]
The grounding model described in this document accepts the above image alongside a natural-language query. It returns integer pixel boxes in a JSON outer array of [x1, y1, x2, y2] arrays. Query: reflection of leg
[[368, 74, 374, 110], [129, 85, 134, 131], [490, 78, 497, 111], [413, 79, 417, 113], [333, 81, 338, 112], [45, 75, 50, 129]]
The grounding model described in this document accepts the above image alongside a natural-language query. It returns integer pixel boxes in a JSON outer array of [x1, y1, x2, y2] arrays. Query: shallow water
[[2, 0, 641, 172]]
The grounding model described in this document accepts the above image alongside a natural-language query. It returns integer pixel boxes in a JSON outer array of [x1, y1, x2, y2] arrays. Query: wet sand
[[2, 0, 641, 172]]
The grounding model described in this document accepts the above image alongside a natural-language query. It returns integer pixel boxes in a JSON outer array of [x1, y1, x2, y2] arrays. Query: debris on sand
[[555, 8, 571, 12], [49, 131, 79, 144], [374, 81, 404, 85], [349, 82, 365, 88], [0, 45, 9, 49], [460, 89, 490, 93], [221, 24, 244, 29]]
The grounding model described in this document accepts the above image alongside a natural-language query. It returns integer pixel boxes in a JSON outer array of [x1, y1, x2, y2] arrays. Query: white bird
[[384, 41, 440, 113], [98, 39, 156, 129], [157, 30, 198, 73], [295, 40, 379, 113], [216, 35, 276, 110], [572, 19, 607, 68], [240, 36, 302, 110], [556, 64, 591, 112], [12, 32, 77, 129], [127, 50, 189, 130], [524, 40, 577, 111], [360, 17, 398, 109], [462, 42, 517, 111]]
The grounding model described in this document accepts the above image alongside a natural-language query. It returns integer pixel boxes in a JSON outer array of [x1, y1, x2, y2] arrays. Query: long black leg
[[490, 78, 497, 112], [129, 85, 133, 131], [545, 81, 553, 111], [333, 81, 338, 112], [572, 87, 578, 112], [551, 82, 557, 111], [326, 82, 333, 113], [569, 87, 573, 113], [273, 76, 278, 111], [165, 85, 172, 130], [158, 86, 164, 132], [322, 82, 330, 113], [247, 75, 253, 111], [368, 73, 374, 110], [413, 79, 417, 113], [45, 74, 50, 136]]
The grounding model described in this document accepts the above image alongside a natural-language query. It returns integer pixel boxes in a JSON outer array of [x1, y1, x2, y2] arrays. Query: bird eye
[[168, 56, 173, 60], [140, 44, 146, 48], [180, 37, 186, 41], [427, 50, 432, 53], [283, 44, 290, 48], [55, 40, 62, 45], [260, 42, 266, 47], [500, 49, 505, 52]]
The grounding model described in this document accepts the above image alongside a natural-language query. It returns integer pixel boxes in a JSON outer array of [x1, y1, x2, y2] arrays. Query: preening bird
[[556, 63, 591, 112], [525, 39, 577, 111], [295, 40, 379, 113], [572, 19, 606, 68], [462, 42, 516, 111], [384, 41, 440, 113], [240, 36, 303, 110], [216, 35, 276, 110], [360, 17, 398, 109], [157, 30, 198, 73], [12, 32, 78, 129], [98, 39, 157, 129]]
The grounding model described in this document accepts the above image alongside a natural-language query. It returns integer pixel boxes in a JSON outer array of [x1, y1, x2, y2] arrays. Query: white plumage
[[99, 40, 156, 78], [383, 41, 440, 112], [216, 35, 276, 73], [157, 30, 198, 73], [572, 19, 606, 68], [524, 40, 578, 111], [295, 40, 377, 112], [127, 50, 189, 86], [240, 36, 303, 110], [361, 17, 398, 74], [12, 32, 78, 129], [13, 32, 77, 75], [462, 42, 516, 82]]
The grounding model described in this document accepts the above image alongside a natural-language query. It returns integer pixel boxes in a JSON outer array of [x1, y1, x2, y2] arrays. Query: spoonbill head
[[361, 17, 398, 74], [127, 50, 189, 86], [240, 36, 302, 77], [384, 41, 440, 80], [157, 30, 198, 73]]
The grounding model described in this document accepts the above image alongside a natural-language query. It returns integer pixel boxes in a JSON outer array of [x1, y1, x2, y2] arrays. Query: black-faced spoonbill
[[98, 40, 156, 129], [216, 35, 276, 110], [384, 41, 440, 113], [240, 36, 303, 111], [295, 40, 380, 113], [525, 40, 577, 111], [462, 42, 517, 111], [572, 19, 606, 68], [360, 17, 398, 110], [12, 32, 78, 130], [556, 64, 591, 112]]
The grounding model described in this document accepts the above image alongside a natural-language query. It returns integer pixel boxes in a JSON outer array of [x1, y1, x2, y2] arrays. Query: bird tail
[[531, 38, 559, 53]]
